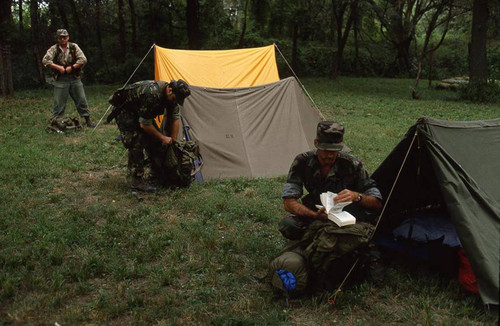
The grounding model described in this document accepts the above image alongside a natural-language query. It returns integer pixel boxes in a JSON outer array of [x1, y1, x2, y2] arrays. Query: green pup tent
[[371, 117, 500, 308]]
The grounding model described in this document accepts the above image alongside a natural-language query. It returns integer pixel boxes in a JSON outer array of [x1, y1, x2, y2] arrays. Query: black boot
[[130, 179, 157, 193], [85, 116, 96, 128]]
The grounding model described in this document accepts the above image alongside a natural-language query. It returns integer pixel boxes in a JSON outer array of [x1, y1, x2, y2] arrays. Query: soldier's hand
[[335, 189, 357, 203], [56, 65, 65, 74], [162, 136, 173, 145], [65, 66, 72, 74], [315, 206, 328, 219]]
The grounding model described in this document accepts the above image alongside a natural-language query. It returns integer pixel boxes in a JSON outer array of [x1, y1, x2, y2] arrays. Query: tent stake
[[93, 43, 157, 132]]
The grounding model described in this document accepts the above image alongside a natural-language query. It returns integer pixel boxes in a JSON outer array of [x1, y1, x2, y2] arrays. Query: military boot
[[130, 179, 157, 193], [85, 116, 96, 128]]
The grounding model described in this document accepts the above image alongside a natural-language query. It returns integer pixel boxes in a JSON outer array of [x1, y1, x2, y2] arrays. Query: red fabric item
[[457, 248, 478, 294]]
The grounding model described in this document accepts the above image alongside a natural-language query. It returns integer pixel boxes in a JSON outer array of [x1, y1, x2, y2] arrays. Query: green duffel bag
[[269, 250, 308, 294]]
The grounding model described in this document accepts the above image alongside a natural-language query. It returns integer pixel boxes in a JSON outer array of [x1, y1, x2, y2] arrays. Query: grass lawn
[[0, 77, 498, 325]]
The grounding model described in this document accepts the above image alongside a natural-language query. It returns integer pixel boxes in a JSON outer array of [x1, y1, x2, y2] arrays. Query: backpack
[[153, 140, 201, 187], [107, 83, 145, 122], [46, 117, 82, 133], [270, 220, 375, 293]]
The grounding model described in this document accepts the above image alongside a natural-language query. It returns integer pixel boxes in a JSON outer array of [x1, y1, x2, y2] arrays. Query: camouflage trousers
[[115, 109, 163, 181]]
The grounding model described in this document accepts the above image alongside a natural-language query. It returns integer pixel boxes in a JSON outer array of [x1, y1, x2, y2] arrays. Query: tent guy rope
[[274, 43, 325, 120], [329, 130, 419, 305], [93, 43, 156, 132]]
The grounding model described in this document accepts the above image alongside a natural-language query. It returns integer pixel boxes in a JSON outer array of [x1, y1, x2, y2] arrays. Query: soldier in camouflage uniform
[[42, 29, 95, 127], [270, 121, 384, 294], [110, 79, 191, 192], [279, 121, 383, 240]]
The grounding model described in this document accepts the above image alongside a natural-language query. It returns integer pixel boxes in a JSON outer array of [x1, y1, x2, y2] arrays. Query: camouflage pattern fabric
[[282, 150, 381, 219], [115, 109, 162, 180], [277, 219, 375, 293], [150, 140, 199, 187], [46, 117, 82, 133], [109, 80, 179, 123], [42, 42, 86, 78], [113, 80, 180, 181]]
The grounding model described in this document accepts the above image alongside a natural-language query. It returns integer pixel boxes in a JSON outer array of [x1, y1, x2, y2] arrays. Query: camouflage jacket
[[282, 150, 382, 210], [118, 80, 180, 126], [42, 42, 86, 78]]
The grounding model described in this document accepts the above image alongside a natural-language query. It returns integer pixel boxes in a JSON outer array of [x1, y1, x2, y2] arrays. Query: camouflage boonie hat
[[316, 121, 344, 151], [57, 29, 69, 38], [170, 79, 191, 106]]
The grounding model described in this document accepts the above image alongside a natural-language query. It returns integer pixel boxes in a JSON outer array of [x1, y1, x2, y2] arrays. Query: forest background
[[0, 0, 499, 101]]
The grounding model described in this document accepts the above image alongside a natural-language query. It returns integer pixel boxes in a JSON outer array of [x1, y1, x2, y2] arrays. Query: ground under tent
[[371, 117, 499, 309]]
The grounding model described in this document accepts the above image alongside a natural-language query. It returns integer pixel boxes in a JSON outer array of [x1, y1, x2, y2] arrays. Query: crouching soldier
[[270, 121, 383, 295], [108, 80, 191, 192]]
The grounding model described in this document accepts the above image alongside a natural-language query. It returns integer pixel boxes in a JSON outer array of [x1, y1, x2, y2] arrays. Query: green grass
[[0, 78, 498, 325]]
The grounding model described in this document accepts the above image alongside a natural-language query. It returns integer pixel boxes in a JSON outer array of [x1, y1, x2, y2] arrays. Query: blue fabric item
[[276, 269, 296, 291], [392, 213, 462, 247]]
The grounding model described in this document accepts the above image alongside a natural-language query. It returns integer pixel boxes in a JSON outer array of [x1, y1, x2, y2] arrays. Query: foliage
[[0, 78, 499, 324], [459, 80, 500, 103], [6, 0, 497, 90]]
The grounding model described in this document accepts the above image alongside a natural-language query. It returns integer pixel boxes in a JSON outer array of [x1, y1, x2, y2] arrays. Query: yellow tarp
[[154, 44, 280, 88]]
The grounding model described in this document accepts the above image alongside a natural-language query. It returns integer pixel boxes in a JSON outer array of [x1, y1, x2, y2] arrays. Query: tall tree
[[330, 0, 357, 79], [18, 0, 24, 32], [368, 0, 432, 75], [117, 0, 127, 57], [128, 0, 138, 54], [68, 0, 85, 48], [187, 0, 200, 49], [237, 0, 249, 48], [30, 0, 45, 86], [55, 0, 69, 29], [412, 0, 456, 99], [469, 0, 489, 84], [0, 0, 14, 96], [94, 0, 105, 62]]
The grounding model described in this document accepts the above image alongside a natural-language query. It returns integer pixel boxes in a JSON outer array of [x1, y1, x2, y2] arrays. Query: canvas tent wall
[[153, 44, 322, 179], [371, 117, 500, 308], [154, 44, 280, 87]]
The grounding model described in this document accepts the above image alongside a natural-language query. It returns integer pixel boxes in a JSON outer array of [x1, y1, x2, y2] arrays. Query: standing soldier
[[42, 29, 95, 127], [108, 79, 191, 192]]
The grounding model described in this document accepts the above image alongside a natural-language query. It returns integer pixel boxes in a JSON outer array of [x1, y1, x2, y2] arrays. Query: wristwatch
[[357, 193, 363, 203]]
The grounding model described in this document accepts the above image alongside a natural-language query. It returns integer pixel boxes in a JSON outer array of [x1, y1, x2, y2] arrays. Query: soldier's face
[[166, 87, 177, 104], [58, 35, 69, 46], [314, 139, 338, 167], [317, 149, 338, 167]]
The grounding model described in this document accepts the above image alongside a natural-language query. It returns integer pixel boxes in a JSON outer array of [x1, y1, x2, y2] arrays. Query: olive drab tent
[[154, 44, 323, 179], [371, 117, 500, 308]]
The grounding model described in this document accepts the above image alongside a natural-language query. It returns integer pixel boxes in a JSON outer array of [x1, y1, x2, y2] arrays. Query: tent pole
[[93, 43, 157, 132], [328, 129, 419, 306], [274, 43, 325, 120]]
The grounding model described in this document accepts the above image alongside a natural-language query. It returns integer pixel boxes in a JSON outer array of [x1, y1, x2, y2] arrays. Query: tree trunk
[[330, 0, 355, 79], [469, 0, 489, 84], [128, 0, 137, 54], [118, 0, 127, 57], [56, 0, 69, 30], [395, 39, 412, 75], [187, 0, 200, 49], [292, 23, 299, 72], [95, 0, 105, 63], [428, 49, 434, 88], [68, 0, 85, 48], [237, 0, 248, 48], [0, 0, 14, 96], [18, 0, 23, 32], [30, 0, 44, 86]]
